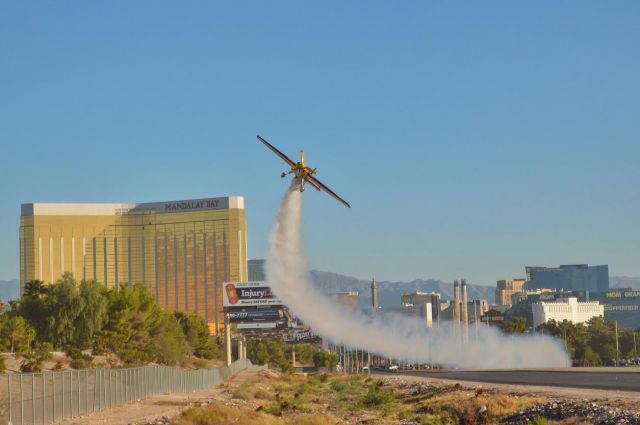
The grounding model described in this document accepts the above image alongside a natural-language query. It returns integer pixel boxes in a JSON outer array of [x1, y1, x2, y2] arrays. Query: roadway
[[376, 368, 640, 392]]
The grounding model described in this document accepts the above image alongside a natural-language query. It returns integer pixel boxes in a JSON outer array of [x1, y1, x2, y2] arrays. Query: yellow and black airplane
[[257, 135, 351, 208]]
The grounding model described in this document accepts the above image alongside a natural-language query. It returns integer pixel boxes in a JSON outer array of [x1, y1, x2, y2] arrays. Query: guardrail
[[0, 359, 254, 425]]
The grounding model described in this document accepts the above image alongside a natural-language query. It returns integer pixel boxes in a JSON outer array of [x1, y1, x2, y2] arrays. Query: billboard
[[227, 309, 282, 322], [237, 322, 278, 330], [222, 281, 282, 307], [284, 329, 321, 343]]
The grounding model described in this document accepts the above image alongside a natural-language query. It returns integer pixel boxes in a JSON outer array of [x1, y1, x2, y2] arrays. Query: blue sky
[[1, 2, 638, 285]]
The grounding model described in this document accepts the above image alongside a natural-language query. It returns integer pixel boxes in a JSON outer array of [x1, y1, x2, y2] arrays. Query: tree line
[[502, 316, 639, 365], [0, 273, 222, 371], [246, 338, 338, 372]]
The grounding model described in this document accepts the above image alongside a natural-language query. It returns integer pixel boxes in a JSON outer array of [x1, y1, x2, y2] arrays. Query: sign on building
[[222, 281, 282, 307]]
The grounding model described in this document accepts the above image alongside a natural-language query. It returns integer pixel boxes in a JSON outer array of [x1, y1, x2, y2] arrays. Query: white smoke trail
[[266, 182, 570, 369]]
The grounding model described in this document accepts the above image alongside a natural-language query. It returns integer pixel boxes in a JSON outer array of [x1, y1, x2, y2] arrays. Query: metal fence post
[[69, 370, 72, 418], [8, 375, 11, 425], [20, 373, 23, 425], [84, 369, 87, 414], [108, 370, 112, 409], [77, 370, 80, 416], [101, 369, 104, 410], [93, 369, 96, 412], [31, 374, 35, 425], [61, 371, 65, 420], [42, 373, 45, 425], [52, 373, 56, 422]]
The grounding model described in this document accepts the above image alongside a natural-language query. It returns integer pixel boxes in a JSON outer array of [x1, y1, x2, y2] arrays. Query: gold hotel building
[[19, 197, 248, 334]]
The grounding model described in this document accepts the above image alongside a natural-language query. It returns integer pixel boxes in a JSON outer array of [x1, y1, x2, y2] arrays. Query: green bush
[[65, 346, 83, 360], [253, 388, 271, 400], [330, 380, 350, 392], [70, 358, 88, 369], [361, 388, 395, 407]]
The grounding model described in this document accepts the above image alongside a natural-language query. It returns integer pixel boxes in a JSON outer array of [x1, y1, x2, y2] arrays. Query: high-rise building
[[526, 264, 609, 292], [495, 279, 527, 306], [401, 291, 440, 321], [332, 292, 359, 312], [460, 279, 468, 323], [248, 259, 266, 281], [453, 280, 460, 322], [371, 277, 379, 310], [19, 197, 247, 334]]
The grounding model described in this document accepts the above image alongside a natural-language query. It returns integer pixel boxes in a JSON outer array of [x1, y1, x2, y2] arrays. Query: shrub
[[253, 388, 272, 400], [65, 347, 83, 360], [361, 388, 395, 407], [194, 359, 207, 369], [180, 407, 225, 424], [232, 384, 254, 400], [92, 345, 106, 356], [330, 380, 349, 392], [0, 357, 5, 373], [20, 350, 42, 372], [263, 402, 283, 416], [70, 358, 88, 369], [37, 342, 54, 354], [20, 343, 53, 372]]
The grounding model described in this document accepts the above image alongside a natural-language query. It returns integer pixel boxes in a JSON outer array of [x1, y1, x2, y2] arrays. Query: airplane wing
[[257, 135, 296, 167], [307, 174, 351, 208]]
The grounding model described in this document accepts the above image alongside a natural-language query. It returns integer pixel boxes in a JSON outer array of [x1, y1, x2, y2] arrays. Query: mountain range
[[0, 280, 19, 302], [309, 270, 495, 309]]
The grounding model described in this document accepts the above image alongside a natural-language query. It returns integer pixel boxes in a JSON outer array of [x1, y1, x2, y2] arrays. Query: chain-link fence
[[0, 359, 254, 425]]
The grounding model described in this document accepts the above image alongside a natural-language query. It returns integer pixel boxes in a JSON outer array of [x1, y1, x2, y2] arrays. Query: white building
[[532, 297, 604, 328]]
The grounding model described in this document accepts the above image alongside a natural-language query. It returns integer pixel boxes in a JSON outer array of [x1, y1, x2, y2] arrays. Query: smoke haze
[[266, 183, 570, 369]]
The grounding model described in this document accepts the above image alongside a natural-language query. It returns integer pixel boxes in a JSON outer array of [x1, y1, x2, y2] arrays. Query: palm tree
[[23, 280, 47, 298]]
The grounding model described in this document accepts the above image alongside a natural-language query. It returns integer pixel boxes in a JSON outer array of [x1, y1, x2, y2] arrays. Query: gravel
[[501, 399, 640, 425]]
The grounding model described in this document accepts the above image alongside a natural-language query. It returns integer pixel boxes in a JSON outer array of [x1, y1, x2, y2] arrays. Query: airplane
[[257, 135, 351, 208]]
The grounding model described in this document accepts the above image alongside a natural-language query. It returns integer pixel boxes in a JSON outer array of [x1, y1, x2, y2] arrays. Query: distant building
[[467, 300, 490, 322], [19, 197, 247, 335], [532, 297, 604, 328], [577, 288, 640, 329], [332, 291, 359, 312], [526, 264, 609, 292], [440, 299, 488, 322], [398, 302, 434, 327], [509, 288, 640, 328], [248, 259, 266, 281], [401, 291, 440, 321], [481, 308, 505, 326], [495, 279, 527, 306], [371, 277, 379, 310]]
